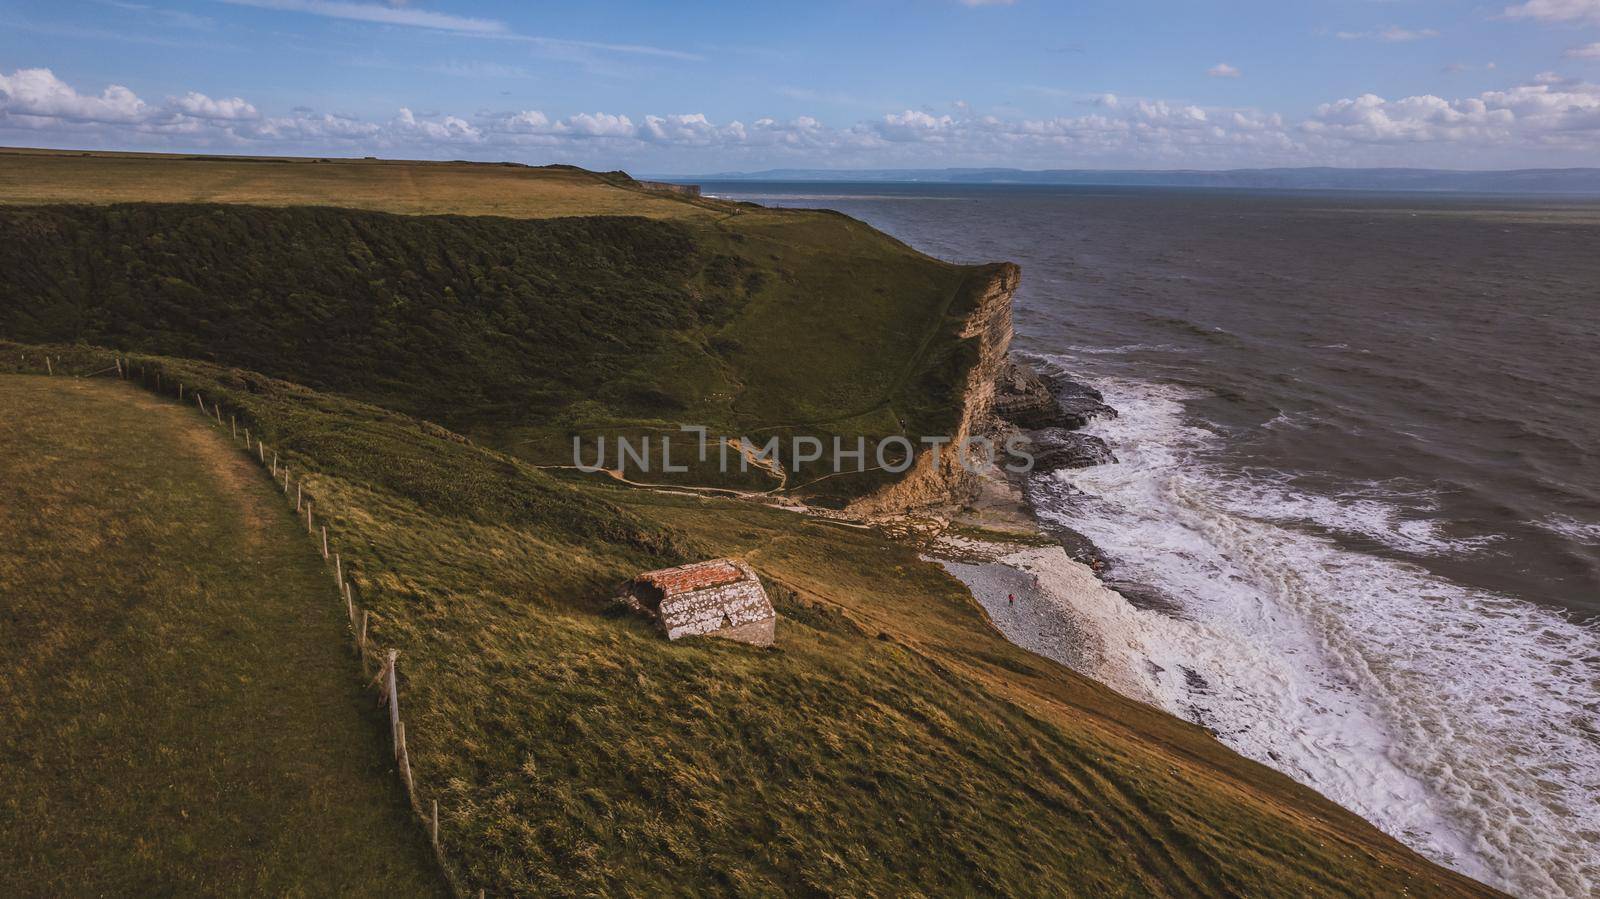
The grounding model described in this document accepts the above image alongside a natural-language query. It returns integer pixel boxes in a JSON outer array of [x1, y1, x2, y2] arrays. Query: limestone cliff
[[846, 262, 1020, 517]]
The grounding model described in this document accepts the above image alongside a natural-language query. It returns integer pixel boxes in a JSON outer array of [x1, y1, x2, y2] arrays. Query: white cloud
[[216, 0, 702, 60], [218, 0, 506, 34], [1567, 42, 1600, 58], [1336, 26, 1440, 42], [876, 109, 957, 141], [173, 91, 259, 121], [1304, 80, 1600, 145], [0, 67, 148, 124], [1208, 63, 1241, 78], [8, 66, 1600, 169], [1503, 0, 1600, 24]]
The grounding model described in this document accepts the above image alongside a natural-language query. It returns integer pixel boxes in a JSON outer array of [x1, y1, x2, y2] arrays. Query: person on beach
[[1008, 593, 1014, 606]]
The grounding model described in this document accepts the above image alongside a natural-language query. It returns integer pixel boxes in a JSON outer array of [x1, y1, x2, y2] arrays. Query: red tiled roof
[[634, 559, 748, 595]]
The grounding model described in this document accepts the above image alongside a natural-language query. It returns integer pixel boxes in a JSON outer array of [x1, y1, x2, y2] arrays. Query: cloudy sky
[[2, 0, 1600, 172]]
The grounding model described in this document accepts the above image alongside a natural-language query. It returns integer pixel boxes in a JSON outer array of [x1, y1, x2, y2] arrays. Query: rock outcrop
[[1026, 428, 1117, 473], [845, 262, 1019, 518], [993, 364, 1117, 431]]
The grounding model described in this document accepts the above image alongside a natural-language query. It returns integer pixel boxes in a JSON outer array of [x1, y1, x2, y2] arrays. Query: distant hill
[[672, 166, 1600, 194]]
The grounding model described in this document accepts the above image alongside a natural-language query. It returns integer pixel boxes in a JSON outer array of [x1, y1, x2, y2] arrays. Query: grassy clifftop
[[0, 347, 1497, 897], [0, 154, 995, 503], [0, 147, 717, 220]]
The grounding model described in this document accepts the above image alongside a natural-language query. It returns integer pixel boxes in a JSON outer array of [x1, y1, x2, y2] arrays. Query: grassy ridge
[[0, 346, 1498, 897], [0, 148, 715, 221], [0, 200, 988, 503], [0, 375, 443, 896]]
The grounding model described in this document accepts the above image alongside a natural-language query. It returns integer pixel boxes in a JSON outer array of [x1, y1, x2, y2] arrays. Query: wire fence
[[13, 350, 472, 897]]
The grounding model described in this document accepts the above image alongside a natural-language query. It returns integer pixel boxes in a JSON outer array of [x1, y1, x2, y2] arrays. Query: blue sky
[[3, 0, 1600, 171]]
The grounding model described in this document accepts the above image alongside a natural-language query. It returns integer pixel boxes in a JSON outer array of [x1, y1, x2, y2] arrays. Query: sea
[[699, 181, 1600, 898]]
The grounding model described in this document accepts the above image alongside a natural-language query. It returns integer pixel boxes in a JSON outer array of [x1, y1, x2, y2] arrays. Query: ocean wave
[[1030, 374, 1600, 898], [1048, 342, 1189, 356], [1212, 471, 1503, 556], [1535, 514, 1600, 546]]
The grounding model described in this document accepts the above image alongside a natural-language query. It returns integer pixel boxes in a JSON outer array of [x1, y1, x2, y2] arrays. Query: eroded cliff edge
[[846, 262, 1020, 517]]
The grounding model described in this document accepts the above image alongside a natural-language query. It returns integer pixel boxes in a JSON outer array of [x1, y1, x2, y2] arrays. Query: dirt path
[[0, 376, 444, 896]]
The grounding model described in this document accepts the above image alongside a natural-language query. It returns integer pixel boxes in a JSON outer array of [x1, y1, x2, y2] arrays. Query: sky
[[2, 0, 1600, 172]]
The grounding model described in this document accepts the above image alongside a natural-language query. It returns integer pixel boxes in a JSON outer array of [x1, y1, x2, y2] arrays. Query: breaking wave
[[1028, 369, 1600, 898]]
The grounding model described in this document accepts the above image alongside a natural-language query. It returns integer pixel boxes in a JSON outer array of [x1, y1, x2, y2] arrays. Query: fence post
[[384, 650, 400, 742], [45, 357, 52, 376], [321, 525, 328, 559], [306, 501, 313, 534], [359, 611, 369, 655], [231, 416, 237, 439], [397, 721, 414, 797], [431, 798, 439, 850], [296, 483, 303, 512]]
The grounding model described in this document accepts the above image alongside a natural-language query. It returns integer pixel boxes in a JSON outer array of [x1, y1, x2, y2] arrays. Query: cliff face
[[846, 262, 1019, 517]]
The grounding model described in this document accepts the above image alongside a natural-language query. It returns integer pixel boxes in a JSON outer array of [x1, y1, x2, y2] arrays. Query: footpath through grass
[[0, 376, 443, 896]]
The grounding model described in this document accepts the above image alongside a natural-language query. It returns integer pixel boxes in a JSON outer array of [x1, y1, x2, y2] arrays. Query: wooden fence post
[[45, 357, 52, 376], [296, 483, 303, 512], [306, 501, 313, 534], [321, 525, 329, 559], [231, 416, 237, 439], [398, 721, 415, 797], [359, 611, 369, 655], [384, 650, 402, 744], [431, 798, 439, 850]]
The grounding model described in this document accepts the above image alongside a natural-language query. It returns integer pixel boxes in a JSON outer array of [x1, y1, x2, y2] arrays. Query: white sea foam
[[1538, 515, 1600, 546], [1056, 342, 1189, 356], [1210, 472, 1503, 556], [1024, 365, 1600, 898]]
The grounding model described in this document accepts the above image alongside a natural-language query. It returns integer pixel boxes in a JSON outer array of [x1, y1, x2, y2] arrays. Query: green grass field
[[0, 348, 1496, 897], [0, 147, 719, 221], [0, 375, 443, 896]]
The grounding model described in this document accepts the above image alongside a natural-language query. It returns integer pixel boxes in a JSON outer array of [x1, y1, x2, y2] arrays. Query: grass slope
[[1, 347, 1498, 898], [0, 198, 988, 502], [0, 375, 444, 896]]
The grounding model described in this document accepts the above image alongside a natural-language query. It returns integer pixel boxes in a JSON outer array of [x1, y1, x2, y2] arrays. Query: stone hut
[[622, 559, 776, 646]]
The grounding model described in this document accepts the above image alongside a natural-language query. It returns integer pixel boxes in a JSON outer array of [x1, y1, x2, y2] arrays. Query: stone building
[[622, 559, 776, 646]]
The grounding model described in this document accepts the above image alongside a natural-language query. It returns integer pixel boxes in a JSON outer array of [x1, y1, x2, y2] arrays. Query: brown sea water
[[703, 182, 1600, 897]]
